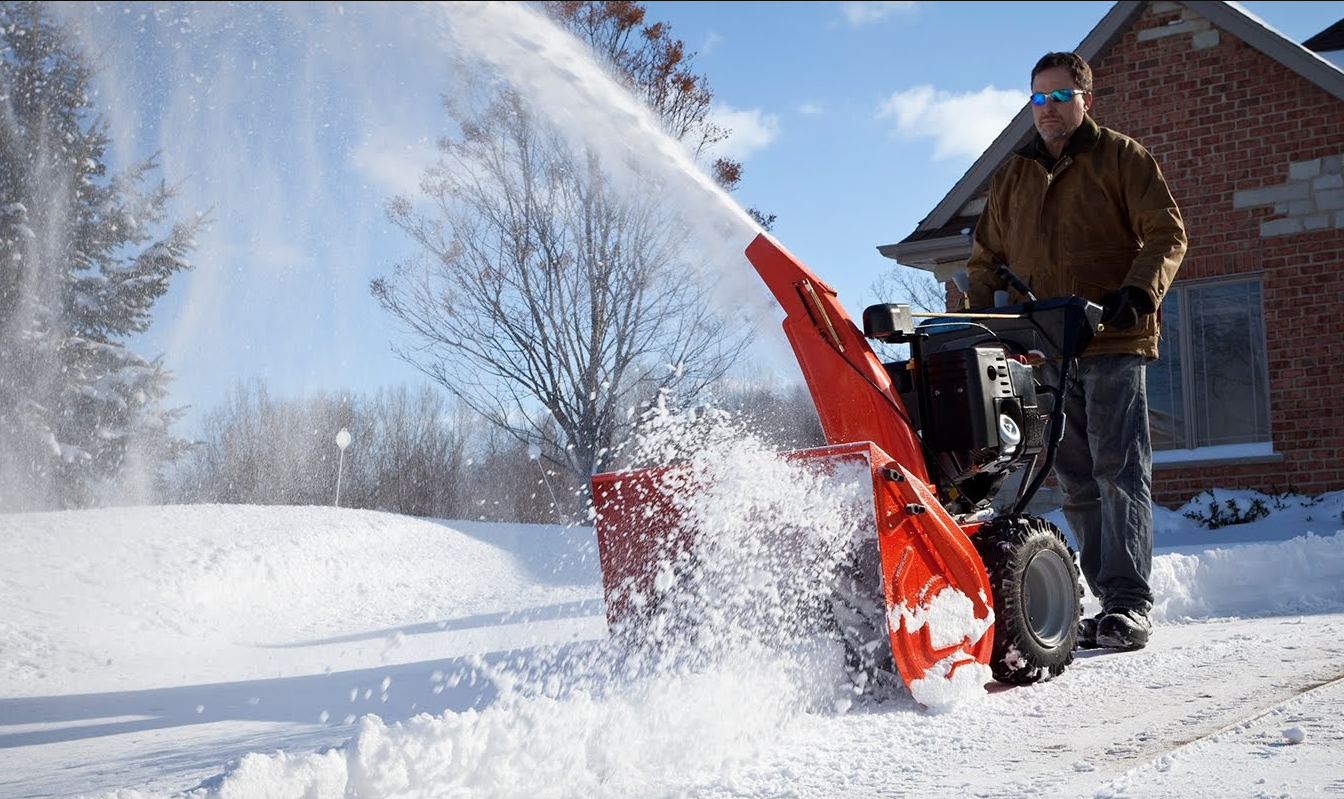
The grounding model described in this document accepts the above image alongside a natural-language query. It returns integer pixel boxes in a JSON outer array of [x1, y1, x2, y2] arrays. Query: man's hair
[[1031, 52, 1093, 92]]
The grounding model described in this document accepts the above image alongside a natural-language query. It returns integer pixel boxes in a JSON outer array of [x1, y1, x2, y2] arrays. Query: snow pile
[[159, 406, 880, 798], [1150, 531, 1344, 621], [178, 646, 837, 799]]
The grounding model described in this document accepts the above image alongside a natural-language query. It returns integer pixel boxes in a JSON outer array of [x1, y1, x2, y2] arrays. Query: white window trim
[[1153, 441, 1277, 466]]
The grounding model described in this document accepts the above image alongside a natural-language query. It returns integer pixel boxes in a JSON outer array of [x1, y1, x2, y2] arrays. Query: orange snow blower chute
[[592, 233, 1104, 693]]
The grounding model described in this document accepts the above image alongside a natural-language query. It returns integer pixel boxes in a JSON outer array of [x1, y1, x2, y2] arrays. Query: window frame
[[1150, 272, 1273, 458]]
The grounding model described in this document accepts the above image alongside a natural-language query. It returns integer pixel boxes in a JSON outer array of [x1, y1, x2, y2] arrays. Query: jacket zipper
[[1041, 157, 1073, 286]]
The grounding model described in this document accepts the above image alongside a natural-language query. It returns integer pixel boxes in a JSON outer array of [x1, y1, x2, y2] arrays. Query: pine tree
[[0, 1, 202, 510]]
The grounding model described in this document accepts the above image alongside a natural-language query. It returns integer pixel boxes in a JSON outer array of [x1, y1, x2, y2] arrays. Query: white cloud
[[797, 102, 824, 116], [697, 30, 724, 56], [876, 84, 1025, 161], [840, 1, 919, 26], [708, 103, 780, 162], [348, 130, 441, 198]]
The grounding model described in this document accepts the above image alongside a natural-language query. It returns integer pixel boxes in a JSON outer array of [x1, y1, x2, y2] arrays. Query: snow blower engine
[[590, 233, 1103, 694]]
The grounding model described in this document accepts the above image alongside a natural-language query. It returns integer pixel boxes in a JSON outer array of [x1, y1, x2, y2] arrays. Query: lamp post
[[528, 442, 561, 520], [335, 427, 352, 507]]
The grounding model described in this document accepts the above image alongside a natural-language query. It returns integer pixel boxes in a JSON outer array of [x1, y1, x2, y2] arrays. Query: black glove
[[1099, 287, 1153, 331]]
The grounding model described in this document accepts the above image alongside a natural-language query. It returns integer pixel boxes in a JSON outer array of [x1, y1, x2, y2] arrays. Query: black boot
[[1075, 612, 1104, 650], [1095, 607, 1151, 651]]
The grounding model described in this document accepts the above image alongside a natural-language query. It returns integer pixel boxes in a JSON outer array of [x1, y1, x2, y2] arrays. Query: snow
[[4, 439, 1344, 799], [5, 2, 1340, 794]]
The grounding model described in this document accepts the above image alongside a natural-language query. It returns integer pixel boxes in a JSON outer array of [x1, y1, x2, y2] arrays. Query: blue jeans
[[1043, 354, 1154, 614]]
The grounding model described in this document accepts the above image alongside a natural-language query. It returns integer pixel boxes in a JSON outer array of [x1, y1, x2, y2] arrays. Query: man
[[965, 51, 1187, 651]]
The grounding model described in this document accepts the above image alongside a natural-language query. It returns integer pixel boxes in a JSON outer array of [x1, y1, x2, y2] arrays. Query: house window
[[1146, 277, 1271, 451]]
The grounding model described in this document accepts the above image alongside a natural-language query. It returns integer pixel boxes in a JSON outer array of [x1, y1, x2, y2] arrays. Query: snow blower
[[590, 232, 1102, 693]]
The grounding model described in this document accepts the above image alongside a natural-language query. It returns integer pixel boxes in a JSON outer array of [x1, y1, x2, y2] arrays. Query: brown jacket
[[966, 115, 1187, 360]]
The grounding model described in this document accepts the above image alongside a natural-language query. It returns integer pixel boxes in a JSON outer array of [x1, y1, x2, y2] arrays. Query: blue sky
[[52, 2, 1344, 436]]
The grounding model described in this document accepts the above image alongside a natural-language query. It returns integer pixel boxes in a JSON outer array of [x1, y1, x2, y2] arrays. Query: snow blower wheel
[[974, 514, 1082, 684]]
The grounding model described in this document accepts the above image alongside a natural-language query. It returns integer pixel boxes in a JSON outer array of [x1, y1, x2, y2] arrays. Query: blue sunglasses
[[1031, 89, 1086, 106]]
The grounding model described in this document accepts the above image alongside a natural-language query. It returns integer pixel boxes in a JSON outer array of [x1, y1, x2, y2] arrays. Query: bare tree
[[169, 380, 476, 518], [866, 265, 950, 314], [373, 84, 751, 497], [862, 265, 952, 362], [362, 384, 470, 518], [545, 2, 728, 179], [543, 0, 774, 229], [461, 422, 567, 524], [171, 380, 353, 507]]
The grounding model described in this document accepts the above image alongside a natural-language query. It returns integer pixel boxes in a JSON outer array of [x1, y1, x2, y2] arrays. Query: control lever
[[994, 264, 1037, 302]]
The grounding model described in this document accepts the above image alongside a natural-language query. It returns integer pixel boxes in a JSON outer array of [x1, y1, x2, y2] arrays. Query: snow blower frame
[[590, 233, 1103, 692]]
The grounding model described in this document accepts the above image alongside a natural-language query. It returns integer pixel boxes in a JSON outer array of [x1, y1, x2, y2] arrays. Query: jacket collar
[[1016, 114, 1101, 167]]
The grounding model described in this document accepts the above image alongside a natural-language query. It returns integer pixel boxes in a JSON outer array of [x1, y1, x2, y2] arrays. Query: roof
[[1303, 17, 1344, 53], [880, 1, 1344, 274]]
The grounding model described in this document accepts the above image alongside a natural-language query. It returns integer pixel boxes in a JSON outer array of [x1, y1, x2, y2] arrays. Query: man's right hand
[[1099, 287, 1150, 331]]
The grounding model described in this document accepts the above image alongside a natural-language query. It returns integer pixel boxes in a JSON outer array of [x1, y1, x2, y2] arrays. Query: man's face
[[1031, 65, 1091, 147]]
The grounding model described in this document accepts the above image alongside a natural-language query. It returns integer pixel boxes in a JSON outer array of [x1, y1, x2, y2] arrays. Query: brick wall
[[1091, 2, 1344, 507]]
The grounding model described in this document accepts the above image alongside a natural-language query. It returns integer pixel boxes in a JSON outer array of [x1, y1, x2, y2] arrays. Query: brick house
[[880, 1, 1344, 508]]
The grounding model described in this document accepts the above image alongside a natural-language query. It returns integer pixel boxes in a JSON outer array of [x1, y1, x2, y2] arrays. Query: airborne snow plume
[[613, 398, 870, 662]]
